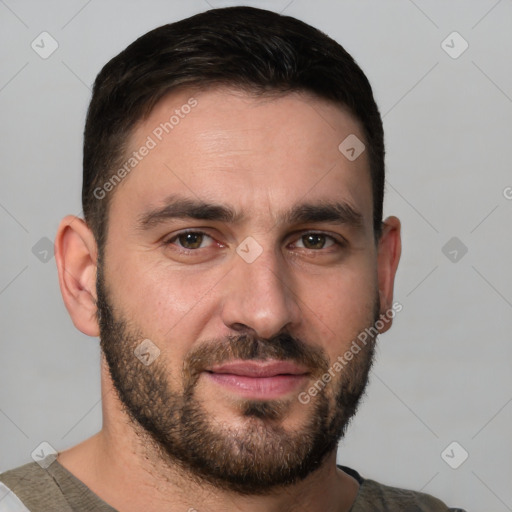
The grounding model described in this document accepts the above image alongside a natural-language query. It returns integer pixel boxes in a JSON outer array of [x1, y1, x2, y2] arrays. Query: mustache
[[183, 332, 330, 388]]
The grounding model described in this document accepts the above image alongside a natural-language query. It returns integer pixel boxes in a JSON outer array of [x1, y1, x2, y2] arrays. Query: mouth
[[204, 360, 310, 399]]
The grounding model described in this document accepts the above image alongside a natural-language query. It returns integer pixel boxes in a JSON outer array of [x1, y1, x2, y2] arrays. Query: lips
[[204, 360, 309, 398], [207, 360, 309, 377]]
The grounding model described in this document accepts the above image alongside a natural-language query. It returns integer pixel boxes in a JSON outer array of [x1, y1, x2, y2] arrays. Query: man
[[0, 6, 465, 512]]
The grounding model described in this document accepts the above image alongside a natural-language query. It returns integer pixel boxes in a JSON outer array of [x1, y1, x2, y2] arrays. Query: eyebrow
[[137, 195, 241, 230], [136, 194, 364, 231], [283, 201, 364, 229]]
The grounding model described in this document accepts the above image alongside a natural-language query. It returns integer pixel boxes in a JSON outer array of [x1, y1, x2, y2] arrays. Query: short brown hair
[[82, 6, 385, 251]]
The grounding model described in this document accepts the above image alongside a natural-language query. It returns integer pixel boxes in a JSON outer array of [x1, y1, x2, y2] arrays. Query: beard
[[96, 263, 380, 495]]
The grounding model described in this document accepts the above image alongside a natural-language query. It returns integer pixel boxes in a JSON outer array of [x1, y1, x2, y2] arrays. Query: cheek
[[296, 263, 378, 358], [108, 252, 226, 343]]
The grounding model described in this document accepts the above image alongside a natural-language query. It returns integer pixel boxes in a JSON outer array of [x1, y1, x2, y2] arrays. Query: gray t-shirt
[[0, 457, 465, 511]]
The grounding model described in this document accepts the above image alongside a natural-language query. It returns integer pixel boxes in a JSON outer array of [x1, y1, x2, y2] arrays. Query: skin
[[54, 87, 401, 512]]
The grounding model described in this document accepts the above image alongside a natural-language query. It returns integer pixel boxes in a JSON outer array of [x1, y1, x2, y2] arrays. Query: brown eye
[[302, 233, 325, 249], [172, 232, 211, 249], [296, 233, 336, 250]]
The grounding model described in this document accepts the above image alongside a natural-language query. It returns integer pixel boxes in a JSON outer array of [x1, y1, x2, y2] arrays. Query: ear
[[376, 216, 402, 334], [55, 215, 99, 337]]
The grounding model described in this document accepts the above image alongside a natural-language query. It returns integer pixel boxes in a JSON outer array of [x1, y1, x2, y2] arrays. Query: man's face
[[97, 88, 381, 493]]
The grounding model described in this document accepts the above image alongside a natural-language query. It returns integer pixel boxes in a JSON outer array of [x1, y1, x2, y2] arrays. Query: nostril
[[229, 323, 256, 334]]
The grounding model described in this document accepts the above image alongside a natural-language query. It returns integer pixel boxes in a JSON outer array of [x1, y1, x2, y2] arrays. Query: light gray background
[[1, 1, 511, 510]]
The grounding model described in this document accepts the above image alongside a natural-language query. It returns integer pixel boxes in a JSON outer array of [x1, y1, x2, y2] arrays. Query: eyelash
[[165, 230, 218, 250], [164, 230, 346, 251]]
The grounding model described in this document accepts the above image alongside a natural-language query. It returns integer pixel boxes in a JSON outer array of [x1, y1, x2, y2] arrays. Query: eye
[[167, 231, 214, 250], [293, 232, 337, 250]]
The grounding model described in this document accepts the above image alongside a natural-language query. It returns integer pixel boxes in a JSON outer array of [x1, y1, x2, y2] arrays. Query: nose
[[220, 246, 302, 339]]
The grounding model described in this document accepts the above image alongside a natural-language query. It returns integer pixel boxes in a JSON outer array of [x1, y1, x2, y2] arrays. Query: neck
[[57, 366, 359, 512]]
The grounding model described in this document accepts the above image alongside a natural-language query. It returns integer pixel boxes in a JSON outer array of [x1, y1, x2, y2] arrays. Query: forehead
[[109, 87, 373, 229]]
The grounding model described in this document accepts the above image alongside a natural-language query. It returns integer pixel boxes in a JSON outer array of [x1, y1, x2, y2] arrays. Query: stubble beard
[[96, 264, 379, 495]]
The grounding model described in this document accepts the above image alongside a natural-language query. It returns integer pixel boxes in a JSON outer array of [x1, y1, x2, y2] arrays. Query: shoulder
[[338, 466, 465, 512], [0, 459, 72, 512], [353, 477, 466, 512]]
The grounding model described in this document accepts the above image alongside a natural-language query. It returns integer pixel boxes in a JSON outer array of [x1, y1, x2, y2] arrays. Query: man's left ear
[[376, 216, 402, 333]]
